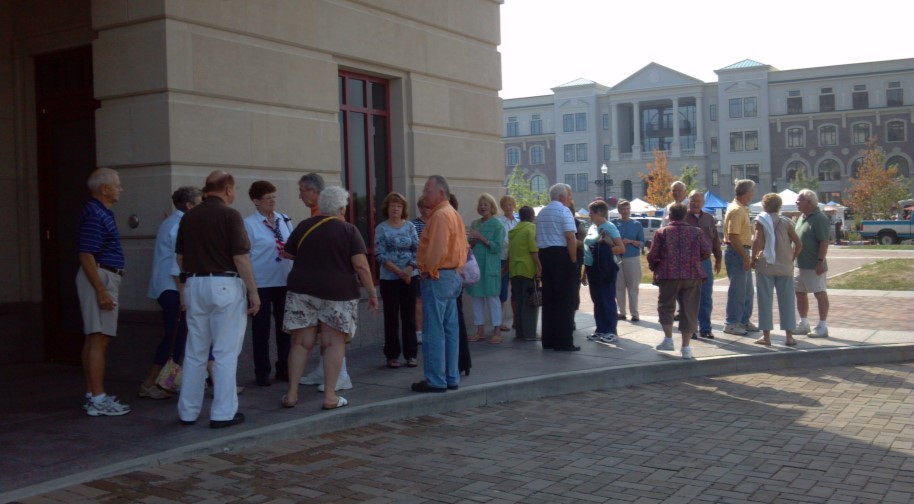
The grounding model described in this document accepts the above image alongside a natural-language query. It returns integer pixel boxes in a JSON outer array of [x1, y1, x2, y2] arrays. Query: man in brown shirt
[[412, 175, 467, 393], [176, 171, 259, 429], [686, 190, 723, 339]]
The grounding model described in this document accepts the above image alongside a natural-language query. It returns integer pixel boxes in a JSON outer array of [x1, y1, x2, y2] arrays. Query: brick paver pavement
[[23, 363, 914, 503]]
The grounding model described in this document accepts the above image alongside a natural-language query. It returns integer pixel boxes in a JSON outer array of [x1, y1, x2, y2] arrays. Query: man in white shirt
[[535, 183, 579, 352], [661, 181, 687, 226]]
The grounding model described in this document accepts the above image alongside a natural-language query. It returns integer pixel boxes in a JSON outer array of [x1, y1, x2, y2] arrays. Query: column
[[632, 101, 641, 161], [695, 95, 705, 156], [610, 102, 619, 161], [671, 97, 681, 157]]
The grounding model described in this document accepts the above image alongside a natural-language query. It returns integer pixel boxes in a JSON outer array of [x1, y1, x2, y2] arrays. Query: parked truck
[[860, 212, 914, 245]]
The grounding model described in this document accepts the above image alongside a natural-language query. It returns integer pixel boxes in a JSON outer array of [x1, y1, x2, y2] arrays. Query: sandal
[[280, 394, 297, 408], [406, 358, 418, 367], [498, 325, 511, 331], [387, 359, 401, 369], [785, 340, 797, 346], [489, 335, 502, 344], [468, 335, 485, 342], [322, 397, 348, 410], [753, 338, 771, 346]]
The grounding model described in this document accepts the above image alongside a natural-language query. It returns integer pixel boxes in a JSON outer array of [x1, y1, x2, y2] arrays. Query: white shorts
[[283, 291, 358, 343], [794, 268, 827, 294], [76, 266, 121, 336]]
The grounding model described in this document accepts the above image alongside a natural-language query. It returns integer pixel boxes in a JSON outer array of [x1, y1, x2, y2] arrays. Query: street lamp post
[[601, 163, 608, 201]]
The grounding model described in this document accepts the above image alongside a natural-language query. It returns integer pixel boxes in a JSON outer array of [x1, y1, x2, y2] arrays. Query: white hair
[[670, 181, 686, 190], [798, 188, 819, 206], [734, 179, 756, 197], [87, 168, 118, 191], [549, 183, 571, 201], [318, 186, 350, 215]]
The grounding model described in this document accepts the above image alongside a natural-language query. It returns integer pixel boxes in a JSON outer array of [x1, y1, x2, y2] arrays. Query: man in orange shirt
[[412, 175, 467, 393]]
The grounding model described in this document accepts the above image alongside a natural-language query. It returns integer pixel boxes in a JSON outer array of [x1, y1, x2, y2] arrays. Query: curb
[[4, 343, 914, 503]]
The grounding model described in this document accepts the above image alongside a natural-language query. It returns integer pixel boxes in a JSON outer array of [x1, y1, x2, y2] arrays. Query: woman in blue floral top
[[374, 192, 420, 368]]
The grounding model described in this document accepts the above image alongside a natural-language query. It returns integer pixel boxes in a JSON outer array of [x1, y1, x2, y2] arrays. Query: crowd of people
[[75, 170, 832, 425]]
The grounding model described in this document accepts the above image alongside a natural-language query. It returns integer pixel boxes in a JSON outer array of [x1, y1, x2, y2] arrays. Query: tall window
[[577, 173, 589, 193], [563, 143, 588, 162], [852, 122, 871, 144], [339, 72, 390, 261], [729, 131, 758, 152], [787, 127, 805, 148], [506, 147, 520, 166], [564, 173, 589, 192], [576, 143, 588, 162], [851, 158, 864, 178], [743, 97, 758, 117], [818, 159, 841, 181], [745, 131, 759, 151], [711, 169, 719, 186], [819, 125, 838, 146], [786, 160, 808, 182], [575, 112, 587, 131], [787, 91, 803, 114], [730, 132, 744, 152], [852, 85, 869, 109], [731, 164, 745, 180], [622, 180, 633, 200], [602, 113, 609, 130], [530, 114, 542, 135], [530, 145, 544, 165], [530, 174, 547, 193], [710, 137, 718, 153], [729, 98, 742, 118], [506, 116, 518, 137], [819, 88, 835, 112], [564, 144, 575, 162], [886, 156, 910, 177], [745, 164, 760, 183], [563, 114, 574, 132], [603, 144, 610, 160], [887, 82, 903, 107], [710, 104, 717, 121], [887, 120, 906, 142]]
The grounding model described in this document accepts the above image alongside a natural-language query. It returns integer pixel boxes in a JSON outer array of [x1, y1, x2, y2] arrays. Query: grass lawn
[[828, 259, 914, 290], [845, 245, 914, 250], [637, 253, 727, 284]]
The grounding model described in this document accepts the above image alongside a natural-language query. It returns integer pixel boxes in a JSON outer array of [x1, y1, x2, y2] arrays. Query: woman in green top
[[467, 193, 506, 343], [508, 206, 541, 341]]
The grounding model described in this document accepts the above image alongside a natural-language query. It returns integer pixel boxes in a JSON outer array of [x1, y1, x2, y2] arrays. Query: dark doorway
[[36, 45, 99, 363]]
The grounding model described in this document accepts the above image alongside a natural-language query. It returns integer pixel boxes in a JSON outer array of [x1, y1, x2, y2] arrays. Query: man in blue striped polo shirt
[[76, 167, 130, 417]]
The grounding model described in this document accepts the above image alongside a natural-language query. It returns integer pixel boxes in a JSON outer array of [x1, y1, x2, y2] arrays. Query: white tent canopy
[[628, 198, 658, 214], [749, 188, 824, 214]]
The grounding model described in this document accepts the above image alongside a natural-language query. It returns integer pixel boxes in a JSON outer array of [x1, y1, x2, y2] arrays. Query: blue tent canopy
[[703, 191, 728, 211]]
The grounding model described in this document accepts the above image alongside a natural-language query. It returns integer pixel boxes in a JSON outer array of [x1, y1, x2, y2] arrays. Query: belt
[[98, 264, 125, 276], [182, 272, 240, 280], [725, 244, 751, 250]]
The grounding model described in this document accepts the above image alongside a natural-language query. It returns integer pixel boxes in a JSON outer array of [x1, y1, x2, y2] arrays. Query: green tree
[[789, 168, 819, 192], [506, 165, 548, 208], [679, 164, 703, 193], [846, 138, 912, 220]]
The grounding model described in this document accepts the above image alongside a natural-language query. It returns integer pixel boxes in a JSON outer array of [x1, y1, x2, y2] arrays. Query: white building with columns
[[504, 58, 914, 205]]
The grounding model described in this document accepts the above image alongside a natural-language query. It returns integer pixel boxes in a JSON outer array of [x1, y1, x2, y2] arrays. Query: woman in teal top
[[467, 193, 506, 343]]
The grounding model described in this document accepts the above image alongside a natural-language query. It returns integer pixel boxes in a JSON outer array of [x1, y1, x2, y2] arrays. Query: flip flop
[[489, 336, 502, 344], [753, 339, 771, 346], [785, 340, 798, 346], [280, 394, 297, 408], [468, 335, 485, 342], [498, 325, 511, 331], [322, 397, 348, 410]]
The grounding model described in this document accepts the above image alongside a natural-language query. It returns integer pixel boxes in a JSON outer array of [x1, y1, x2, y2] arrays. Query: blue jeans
[[586, 266, 618, 335], [499, 259, 509, 303], [724, 246, 754, 326], [698, 259, 714, 333], [421, 269, 462, 389]]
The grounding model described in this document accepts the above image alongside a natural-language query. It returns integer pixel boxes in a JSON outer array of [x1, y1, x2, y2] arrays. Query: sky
[[499, 0, 914, 99]]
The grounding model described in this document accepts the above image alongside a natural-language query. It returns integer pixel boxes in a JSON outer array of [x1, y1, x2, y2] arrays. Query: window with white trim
[[818, 159, 841, 181], [506, 147, 520, 166], [887, 120, 906, 142], [787, 127, 805, 148], [530, 145, 544, 165], [887, 82, 903, 107], [506, 116, 518, 137], [852, 122, 871, 144], [818, 124, 838, 146]]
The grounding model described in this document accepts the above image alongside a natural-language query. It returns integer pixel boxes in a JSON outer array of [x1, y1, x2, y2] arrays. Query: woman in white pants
[[614, 200, 644, 321]]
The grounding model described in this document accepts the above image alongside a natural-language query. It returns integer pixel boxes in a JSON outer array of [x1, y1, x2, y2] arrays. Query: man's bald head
[[202, 171, 236, 203]]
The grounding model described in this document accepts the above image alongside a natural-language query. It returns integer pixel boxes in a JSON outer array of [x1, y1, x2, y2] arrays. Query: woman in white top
[[497, 195, 519, 331], [244, 181, 294, 386]]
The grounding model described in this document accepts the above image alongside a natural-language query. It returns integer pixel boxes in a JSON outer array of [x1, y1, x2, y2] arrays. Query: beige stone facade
[[0, 0, 504, 363]]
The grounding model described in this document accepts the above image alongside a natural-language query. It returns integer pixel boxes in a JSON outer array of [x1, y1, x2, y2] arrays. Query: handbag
[[155, 358, 182, 394], [526, 278, 542, 307], [460, 248, 481, 287]]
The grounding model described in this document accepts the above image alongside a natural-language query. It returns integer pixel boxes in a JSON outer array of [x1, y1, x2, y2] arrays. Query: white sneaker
[[655, 338, 675, 351], [586, 333, 602, 342], [681, 347, 694, 360], [742, 322, 760, 332], [317, 374, 353, 392], [299, 367, 324, 386], [809, 325, 829, 338], [599, 334, 618, 344], [794, 322, 811, 335], [723, 324, 748, 336], [86, 396, 131, 417]]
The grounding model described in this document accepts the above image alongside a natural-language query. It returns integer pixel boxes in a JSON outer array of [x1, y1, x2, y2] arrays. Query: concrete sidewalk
[[1, 247, 912, 501]]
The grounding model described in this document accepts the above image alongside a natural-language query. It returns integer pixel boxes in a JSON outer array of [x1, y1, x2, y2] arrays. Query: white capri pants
[[470, 295, 502, 327]]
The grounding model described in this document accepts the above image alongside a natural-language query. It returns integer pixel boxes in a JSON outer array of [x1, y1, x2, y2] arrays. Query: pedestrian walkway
[[1, 247, 912, 501], [20, 362, 914, 503]]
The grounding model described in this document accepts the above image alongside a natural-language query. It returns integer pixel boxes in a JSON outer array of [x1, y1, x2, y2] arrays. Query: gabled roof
[[718, 59, 769, 71], [611, 62, 704, 92], [555, 77, 598, 88]]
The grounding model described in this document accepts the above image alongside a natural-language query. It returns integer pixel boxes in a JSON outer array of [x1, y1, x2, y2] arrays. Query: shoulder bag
[[460, 248, 481, 287]]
